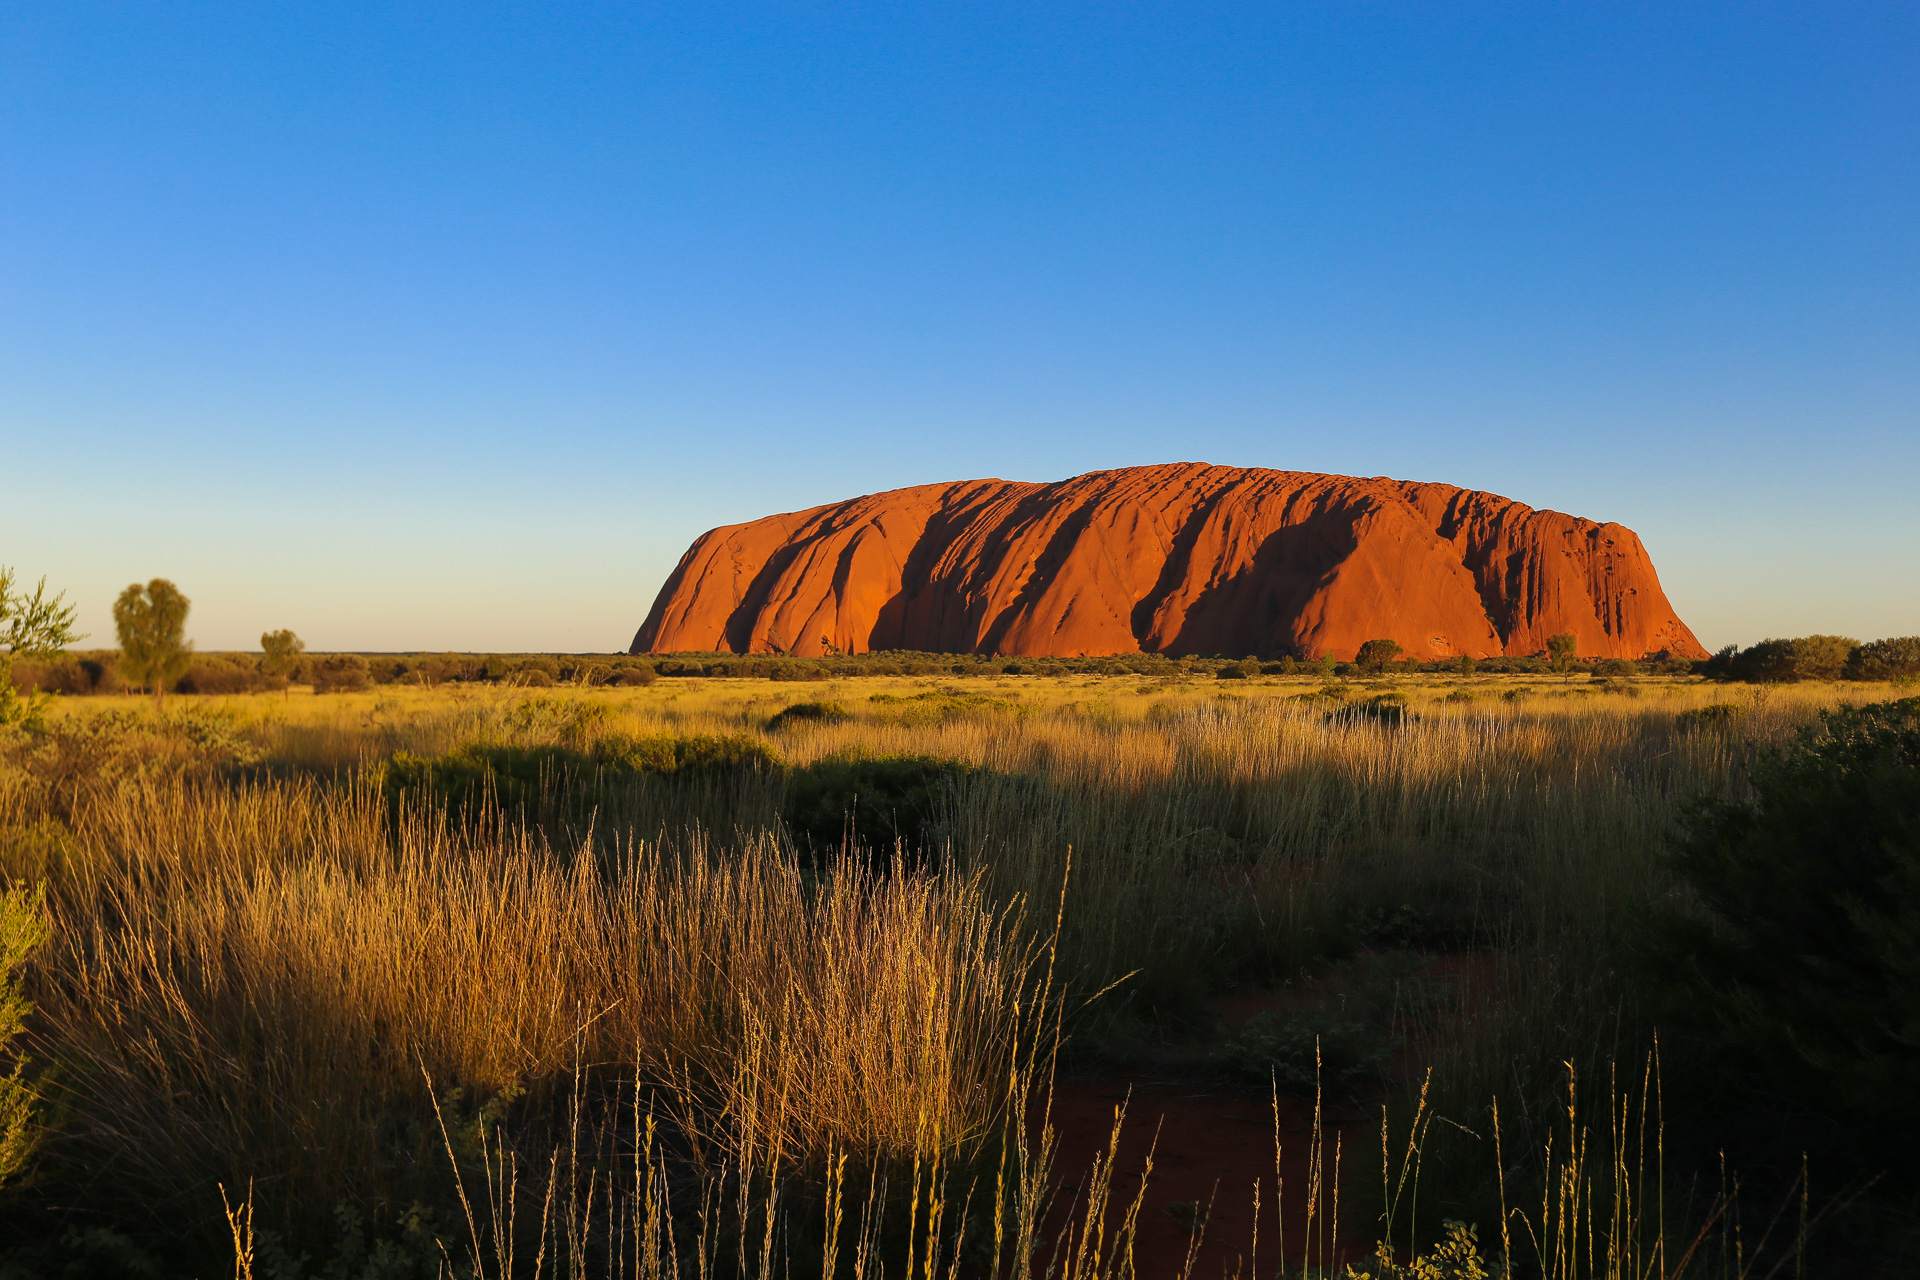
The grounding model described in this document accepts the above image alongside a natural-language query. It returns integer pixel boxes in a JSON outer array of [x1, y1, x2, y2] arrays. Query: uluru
[[632, 463, 1707, 662]]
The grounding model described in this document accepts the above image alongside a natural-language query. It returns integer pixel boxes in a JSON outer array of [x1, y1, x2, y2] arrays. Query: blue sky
[[3, 2, 1915, 653]]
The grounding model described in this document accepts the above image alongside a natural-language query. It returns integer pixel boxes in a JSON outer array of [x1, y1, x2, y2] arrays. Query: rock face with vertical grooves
[[632, 463, 1706, 661]]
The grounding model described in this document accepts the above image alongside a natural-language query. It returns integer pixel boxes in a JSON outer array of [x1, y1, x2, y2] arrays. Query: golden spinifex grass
[[14, 769, 1049, 1255], [1, 673, 1886, 1272]]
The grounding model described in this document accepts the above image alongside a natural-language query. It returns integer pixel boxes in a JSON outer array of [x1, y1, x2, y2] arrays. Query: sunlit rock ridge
[[632, 463, 1706, 661]]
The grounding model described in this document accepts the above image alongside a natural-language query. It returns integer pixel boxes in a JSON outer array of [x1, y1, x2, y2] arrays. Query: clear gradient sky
[[4, 3, 1916, 654]]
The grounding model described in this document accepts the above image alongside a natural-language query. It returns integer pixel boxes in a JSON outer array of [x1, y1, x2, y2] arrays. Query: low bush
[[1662, 696, 1920, 1161], [782, 751, 973, 867], [377, 732, 782, 815], [766, 700, 851, 730], [175, 653, 268, 695], [1590, 657, 1637, 678], [1327, 694, 1417, 728], [308, 654, 372, 693], [1676, 703, 1744, 729]]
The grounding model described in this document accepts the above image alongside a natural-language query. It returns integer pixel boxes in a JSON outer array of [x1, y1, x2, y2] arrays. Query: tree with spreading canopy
[[260, 628, 305, 696], [114, 579, 193, 708], [1354, 638, 1404, 674]]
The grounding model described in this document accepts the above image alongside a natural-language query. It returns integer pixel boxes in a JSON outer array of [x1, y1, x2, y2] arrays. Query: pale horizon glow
[[4, 4, 1916, 655]]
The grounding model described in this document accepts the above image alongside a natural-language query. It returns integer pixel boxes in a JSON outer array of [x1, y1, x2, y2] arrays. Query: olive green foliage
[[1850, 636, 1920, 681], [1727, 634, 1859, 683], [0, 569, 81, 728], [0, 884, 49, 1192], [260, 629, 305, 688], [781, 750, 973, 867], [1590, 657, 1636, 678], [766, 700, 851, 730], [378, 732, 781, 815], [112, 579, 193, 706], [308, 654, 372, 693], [866, 690, 1019, 724], [1355, 638, 1405, 673], [1344, 1220, 1490, 1280], [1675, 702, 1744, 730], [175, 653, 272, 695], [1665, 697, 1920, 1152], [1546, 632, 1578, 674], [1707, 634, 1868, 683], [1327, 693, 1417, 728]]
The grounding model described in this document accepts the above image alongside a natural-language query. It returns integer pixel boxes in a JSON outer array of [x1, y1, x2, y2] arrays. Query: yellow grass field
[[2, 669, 1908, 1276]]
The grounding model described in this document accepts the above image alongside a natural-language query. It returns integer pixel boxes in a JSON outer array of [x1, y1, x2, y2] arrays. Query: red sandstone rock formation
[[632, 464, 1706, 661]]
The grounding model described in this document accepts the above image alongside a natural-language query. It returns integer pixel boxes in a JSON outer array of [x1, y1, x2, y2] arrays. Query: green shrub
[[1327, 694, 1417, 728], [308, 654, 372, 693], [175, 654, 268, 695], [1849, 636, 1920, 681], [1676, 703, 1744, 730], [1663, 697, 1920, 1147], [1724, 635, 1860, 683], [782, 751, 973, 867], [1355, 639, 1404, 674], [1591, 657, 1636, 678], [0, 883, 48, 1191], [767, 700, 851, 730], [377, 733, 781, 814]]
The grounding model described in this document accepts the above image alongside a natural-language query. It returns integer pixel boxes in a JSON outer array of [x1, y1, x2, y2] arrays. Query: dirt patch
[[1042, 1079, 1368, 1279]]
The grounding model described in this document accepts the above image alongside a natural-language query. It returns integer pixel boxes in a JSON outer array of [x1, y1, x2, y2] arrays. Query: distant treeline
[[1702, 634, 1920, 683], [9, 638, 1915, 696]]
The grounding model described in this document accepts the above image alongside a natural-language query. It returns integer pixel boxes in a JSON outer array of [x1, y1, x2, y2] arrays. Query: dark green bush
[[1663, 696, 1920, 1148], [1720, 635, 1860, 683], [1591, 657, 1637, 678], [1326, 694, 1416, 728], [378, 733, 781, 814], [1353, 639, 1404, 674], [781, 751, 973, 867], [1849, 636, 1920, 681], [1676, 703, 1744, 730], [766, 700, 851, 730]]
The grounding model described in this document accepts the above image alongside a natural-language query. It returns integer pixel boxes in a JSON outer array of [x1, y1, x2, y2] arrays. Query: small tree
[[1849, 636, 1920, 681], [1789, 634, 1859, 681], [114, 579, 193, 708], [260, 629, 306, 697], [1547, 632, 1579, 677], [1355, 638, 1404, 674], [0, 567, 82, 727], [1454, 653, 1477, 676]]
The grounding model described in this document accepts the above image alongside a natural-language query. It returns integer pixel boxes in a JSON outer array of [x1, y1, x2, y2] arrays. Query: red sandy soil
[[1042, 1079, 1368, 1280], [1039, 951, 1506, 1279], [634, 462, 1706, 662]]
